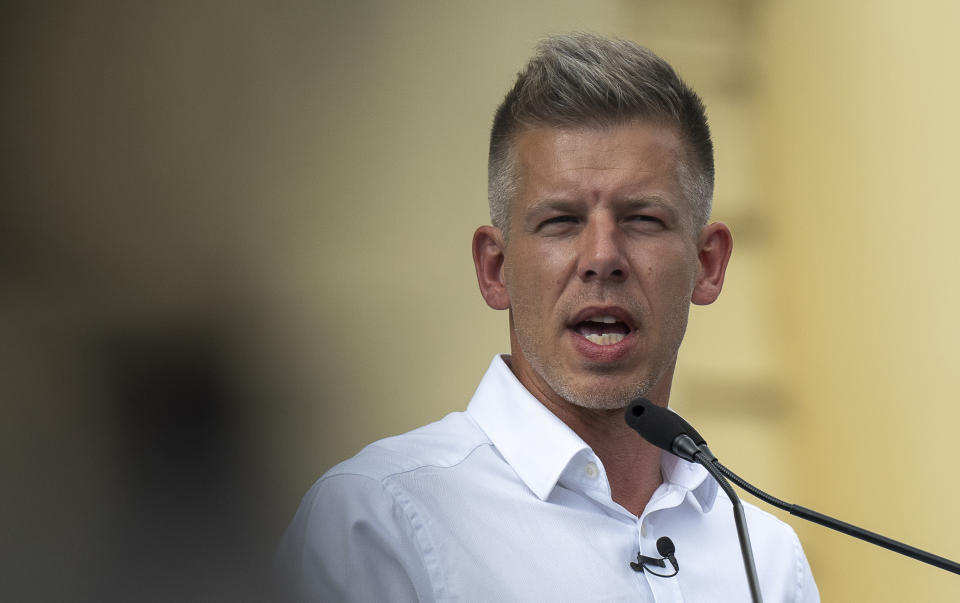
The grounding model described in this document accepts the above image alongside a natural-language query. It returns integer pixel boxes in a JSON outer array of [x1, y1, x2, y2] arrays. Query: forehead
[[512, 121, 686, 207]]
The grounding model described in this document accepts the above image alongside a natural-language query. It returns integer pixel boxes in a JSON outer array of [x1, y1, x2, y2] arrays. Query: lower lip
[[567, 329, 637, 363]]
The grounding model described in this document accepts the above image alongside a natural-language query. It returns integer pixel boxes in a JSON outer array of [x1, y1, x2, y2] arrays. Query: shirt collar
[[466, 355, 718, 512], [467, 355, 590, 501], [659, 444, 719, 513]]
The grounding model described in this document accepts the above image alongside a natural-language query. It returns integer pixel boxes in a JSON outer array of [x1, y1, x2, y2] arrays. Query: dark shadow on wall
[[96, 327, 275, 602], [2, 320, 283, 602], [0, 2, 365, 599]]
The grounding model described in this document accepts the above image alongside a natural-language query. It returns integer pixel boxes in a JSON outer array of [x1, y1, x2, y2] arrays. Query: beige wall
[[757, 1, 960, 599], [5, 1, 959, 600]]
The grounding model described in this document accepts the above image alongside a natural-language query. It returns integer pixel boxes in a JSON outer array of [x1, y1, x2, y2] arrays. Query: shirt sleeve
[[792, 528, 820, 603], [275, 473, 434, 602]]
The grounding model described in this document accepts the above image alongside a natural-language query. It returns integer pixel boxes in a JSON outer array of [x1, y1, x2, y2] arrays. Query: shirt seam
[[380, 477, 443, 602], [322, 439, 492, 484], [329, 442, 494, 602], [793, 528, 804, 603]]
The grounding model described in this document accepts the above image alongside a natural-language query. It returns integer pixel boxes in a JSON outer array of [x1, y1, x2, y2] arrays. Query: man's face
[[500, 121, 705, 410]]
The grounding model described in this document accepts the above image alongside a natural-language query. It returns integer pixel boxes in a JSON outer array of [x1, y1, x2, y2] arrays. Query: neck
[[548, 401, 664, 517], [502, 354, 667, 516]]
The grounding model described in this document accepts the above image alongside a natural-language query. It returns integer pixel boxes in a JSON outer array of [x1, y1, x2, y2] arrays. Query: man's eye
[[539, 216, 579, 229], [627, 215, 665, 226]]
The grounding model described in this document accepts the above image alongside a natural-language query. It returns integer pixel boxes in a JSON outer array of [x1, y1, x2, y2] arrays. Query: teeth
[[584, 333, 625, 346], [586, 315, 618, 324]]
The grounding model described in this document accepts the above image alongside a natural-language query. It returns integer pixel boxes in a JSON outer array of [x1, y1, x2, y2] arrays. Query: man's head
[[488, 33, 714, 241], [473, 34, 732, 412]]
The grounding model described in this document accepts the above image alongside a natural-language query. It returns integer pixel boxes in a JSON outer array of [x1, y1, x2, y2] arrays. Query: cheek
[[505, 246, 571, 295], [642, 247, 700, 299]]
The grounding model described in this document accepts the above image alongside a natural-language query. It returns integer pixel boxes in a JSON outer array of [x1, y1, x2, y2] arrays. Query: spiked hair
[[488, 33, 714, 237]]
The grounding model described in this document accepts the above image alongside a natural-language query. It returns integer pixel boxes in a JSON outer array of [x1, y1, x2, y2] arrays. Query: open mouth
[[572, 315, 632, 346]]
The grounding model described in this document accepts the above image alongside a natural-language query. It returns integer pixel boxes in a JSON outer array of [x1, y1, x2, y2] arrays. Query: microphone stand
[[624, 397, 960, 600], [674, 436, 763, 603]]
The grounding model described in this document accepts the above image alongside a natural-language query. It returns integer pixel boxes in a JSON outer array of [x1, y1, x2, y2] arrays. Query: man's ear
[[691, 222, 733, 306], [473, 226, 510, 310]]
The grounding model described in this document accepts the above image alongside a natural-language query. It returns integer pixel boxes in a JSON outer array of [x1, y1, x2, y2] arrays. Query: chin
[[553, 377, 652, 410]]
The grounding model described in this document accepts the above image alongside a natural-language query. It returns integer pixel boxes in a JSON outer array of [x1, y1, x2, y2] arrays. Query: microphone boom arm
[[713, 461, 960, 576]]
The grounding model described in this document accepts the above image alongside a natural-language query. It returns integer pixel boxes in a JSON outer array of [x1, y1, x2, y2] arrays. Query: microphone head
[[657, 536, 679, 572], [656, 536, 675, 558], [624, 398, 707, 452]]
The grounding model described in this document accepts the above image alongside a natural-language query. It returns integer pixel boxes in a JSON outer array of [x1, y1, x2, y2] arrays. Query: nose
[[578, 218, 627, 283]]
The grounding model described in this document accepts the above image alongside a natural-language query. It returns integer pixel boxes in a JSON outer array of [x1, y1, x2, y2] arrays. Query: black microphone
[[625, 398, 763, 603], [624, 398, 707, 461], [629, 536, 679, 577], [657, 536, 679, 573], [624, 398, 960, 582], [625, 399, 719, 467]]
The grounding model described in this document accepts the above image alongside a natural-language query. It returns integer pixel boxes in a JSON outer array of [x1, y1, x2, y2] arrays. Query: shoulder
[[322, 410, 491, 483], [288, 410, 495, 533], [277, 412, 491, 602], [714, 492, 819, 602], [714, 491, 805, 561]]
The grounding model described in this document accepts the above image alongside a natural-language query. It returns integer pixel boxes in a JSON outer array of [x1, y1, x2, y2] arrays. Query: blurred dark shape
[[107, 328, 236, 502], [1, 3, 292, 599], [99, 326, 271, 602]]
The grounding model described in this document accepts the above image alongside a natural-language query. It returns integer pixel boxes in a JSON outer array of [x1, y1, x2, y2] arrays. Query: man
[[278, 33, 818, 601]]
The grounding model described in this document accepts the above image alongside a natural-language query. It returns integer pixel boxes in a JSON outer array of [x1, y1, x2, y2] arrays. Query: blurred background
[[4, 1, 960, 600]]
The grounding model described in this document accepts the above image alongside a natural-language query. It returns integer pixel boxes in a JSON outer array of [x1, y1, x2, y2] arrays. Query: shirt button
[[641, 523, 648, 537], [584, 461, 599, 479]]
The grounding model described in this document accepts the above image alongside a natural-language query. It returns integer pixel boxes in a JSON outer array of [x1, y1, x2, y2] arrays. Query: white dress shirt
[[278, 355, 818, 602]]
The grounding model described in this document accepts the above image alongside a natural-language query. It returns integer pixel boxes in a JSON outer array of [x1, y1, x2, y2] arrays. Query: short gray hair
[[488, 33, 714, 237]]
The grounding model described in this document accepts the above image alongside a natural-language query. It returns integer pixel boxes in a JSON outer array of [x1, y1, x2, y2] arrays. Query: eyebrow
[[622, 196, 681, 220], [525, 198, 583, 214], [521, 198, 581, 230], [524, 195, 680, 221]]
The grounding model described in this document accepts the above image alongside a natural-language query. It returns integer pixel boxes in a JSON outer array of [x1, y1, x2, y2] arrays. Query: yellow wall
[[757, 1, 960, 599]]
